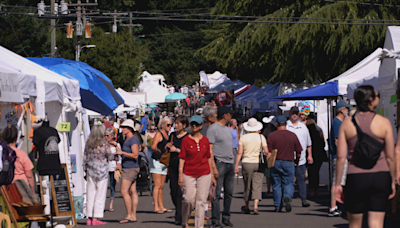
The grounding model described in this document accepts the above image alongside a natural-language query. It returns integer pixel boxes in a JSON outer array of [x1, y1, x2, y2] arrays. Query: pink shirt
[[12, 148, 34, 184]]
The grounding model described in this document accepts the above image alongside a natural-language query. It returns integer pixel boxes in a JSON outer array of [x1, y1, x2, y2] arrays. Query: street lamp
[[76, 45, 96, 61]]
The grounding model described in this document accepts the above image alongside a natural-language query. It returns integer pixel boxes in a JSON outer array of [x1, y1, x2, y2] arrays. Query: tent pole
[[327, 99, 332, 192]]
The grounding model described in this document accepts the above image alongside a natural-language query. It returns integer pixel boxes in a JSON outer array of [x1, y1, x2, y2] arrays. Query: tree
[[56, 26, 149, 91], [198, 0, 400, 84]]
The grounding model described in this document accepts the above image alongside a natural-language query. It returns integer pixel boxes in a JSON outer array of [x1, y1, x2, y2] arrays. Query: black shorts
[[344, 172, 391, 213]]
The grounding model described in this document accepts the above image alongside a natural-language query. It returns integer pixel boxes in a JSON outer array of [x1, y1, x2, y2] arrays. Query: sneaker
[[301, 199, 310, 207], [86, 219, 92, 225], [328, 207, 342, 217], [284, 196, 292, 212]]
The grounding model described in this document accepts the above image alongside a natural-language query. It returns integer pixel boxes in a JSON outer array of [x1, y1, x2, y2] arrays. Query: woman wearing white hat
[[234, 118, 269, 215]]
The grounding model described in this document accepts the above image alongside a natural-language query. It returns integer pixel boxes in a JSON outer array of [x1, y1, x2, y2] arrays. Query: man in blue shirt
[[140, 112, 147, 135], [328, 100, 351, 217], [229, 118, 239, 163]]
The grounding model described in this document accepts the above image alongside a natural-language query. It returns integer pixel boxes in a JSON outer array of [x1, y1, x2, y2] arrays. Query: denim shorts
[[150, 158, 168, 175]]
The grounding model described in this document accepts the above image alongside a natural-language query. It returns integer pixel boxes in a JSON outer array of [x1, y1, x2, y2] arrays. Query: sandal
[[163, 209, 173, 213], [109, 208, 115, 212], [154, 210, 165, 214], [253, 209, 259, 215]]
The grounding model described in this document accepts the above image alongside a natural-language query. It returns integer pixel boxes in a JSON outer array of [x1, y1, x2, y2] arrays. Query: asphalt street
[[76, 176, 400, 228]]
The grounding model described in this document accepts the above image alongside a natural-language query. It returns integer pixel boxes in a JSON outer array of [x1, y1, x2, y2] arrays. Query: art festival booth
[[0, 45, 86, 225]]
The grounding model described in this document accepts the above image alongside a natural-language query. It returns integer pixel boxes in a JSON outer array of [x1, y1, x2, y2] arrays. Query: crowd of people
[[81, 85, 400, 228]]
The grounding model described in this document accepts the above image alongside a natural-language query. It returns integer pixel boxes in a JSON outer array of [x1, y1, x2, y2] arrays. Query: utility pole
[[120, 12, 141, 34], [50, 0, 56, 56], [75, 0, 82, 61], [103, 10, 127, 33]]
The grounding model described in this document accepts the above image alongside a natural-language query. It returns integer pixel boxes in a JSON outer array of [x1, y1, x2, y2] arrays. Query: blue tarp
[[29, 57, 124, 106], [271, 81, 339, 101], [28, 57, 121, 115]]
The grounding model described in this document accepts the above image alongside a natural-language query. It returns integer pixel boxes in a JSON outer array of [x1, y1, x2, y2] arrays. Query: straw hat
[[243, 118, 263, 132]]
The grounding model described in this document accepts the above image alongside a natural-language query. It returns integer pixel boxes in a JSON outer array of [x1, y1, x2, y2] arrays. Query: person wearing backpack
[[3, 124, 34, 191], [335, 86, 396, 228]]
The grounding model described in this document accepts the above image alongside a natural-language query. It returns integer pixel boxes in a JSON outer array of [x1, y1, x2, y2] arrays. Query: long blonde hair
[[86, 125, 106, 149]]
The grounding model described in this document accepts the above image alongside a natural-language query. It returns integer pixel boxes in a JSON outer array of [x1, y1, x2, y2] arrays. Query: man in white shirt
[[286, 106, 313, 207]]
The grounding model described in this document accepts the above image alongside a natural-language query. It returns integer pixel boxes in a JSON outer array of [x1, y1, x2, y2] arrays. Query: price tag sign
[[57, 122, 71, 132]]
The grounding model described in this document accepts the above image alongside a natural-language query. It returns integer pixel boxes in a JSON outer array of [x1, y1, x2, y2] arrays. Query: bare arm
[[382, 119, 396, 183], [235, 144, 244, 169], [25, 170, 35, 192], [335, 120, 348, 203], [178, 158, 185, 189], [307, 146, 313, 164], [209, 144, 219, 179], [151, 132, 162, 152], [395, 128, 400, 185]]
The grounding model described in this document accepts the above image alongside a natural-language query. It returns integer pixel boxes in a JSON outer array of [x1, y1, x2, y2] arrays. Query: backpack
[[351, 113, 384, 169], [0, 141, 17, 186]]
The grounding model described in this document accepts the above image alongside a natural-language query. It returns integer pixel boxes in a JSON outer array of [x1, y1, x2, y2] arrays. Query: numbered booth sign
[[58, 122, 71, 132]]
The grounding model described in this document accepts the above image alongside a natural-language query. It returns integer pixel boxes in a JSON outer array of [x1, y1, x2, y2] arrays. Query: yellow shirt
[[239, 133, 267, 163]]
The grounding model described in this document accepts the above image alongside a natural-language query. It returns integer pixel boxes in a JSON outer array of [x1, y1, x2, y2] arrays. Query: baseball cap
[[217, 106, 233, 117], [276, 115, 287, 126], [290, 106, 299, 114], [336, 100, 351, 109], [190, 115, 203, 125]]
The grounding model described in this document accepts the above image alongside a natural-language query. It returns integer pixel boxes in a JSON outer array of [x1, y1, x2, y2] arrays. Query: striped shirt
[[286, 120, 312, 166]]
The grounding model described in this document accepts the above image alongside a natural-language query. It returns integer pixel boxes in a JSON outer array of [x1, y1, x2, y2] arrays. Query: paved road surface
[[76, 177, 400, 228]]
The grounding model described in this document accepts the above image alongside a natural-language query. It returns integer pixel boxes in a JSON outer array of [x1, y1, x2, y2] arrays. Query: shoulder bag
[[351, 113, 384, 169], [160, 133, 173, 166], [258, 134, 267, 172]]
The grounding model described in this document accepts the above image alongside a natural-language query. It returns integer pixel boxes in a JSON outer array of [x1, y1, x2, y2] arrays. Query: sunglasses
[[190, 122, 201, 127], [150, 128, 156, 131], [166, 124, 172, 127], [104, 134, 111, 137], [376, 93, 380, 99]]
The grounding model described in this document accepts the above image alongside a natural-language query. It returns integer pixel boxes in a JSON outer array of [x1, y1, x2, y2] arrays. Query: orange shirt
[[12, 148, 34, 184]]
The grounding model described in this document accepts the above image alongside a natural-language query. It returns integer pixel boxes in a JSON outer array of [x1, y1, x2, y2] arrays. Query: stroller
[[136, 151, 152, 196]]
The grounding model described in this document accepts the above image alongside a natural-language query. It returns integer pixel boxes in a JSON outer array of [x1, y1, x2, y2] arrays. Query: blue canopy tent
[[235, 84, 258, 99], [28, 57, 120, 115], [207, 80, 245, 93], [28, 57, 124, 107], [271, 81, 339, 101]]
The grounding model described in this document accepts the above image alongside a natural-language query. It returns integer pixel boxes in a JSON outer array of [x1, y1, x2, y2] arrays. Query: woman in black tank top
[[165, 116, 188, 225], [151, 117, 173, 214]]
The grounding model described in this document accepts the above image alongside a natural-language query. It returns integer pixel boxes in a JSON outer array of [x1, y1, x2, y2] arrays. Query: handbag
[[159, 134, 174, 166], [208, 182, 216, 201], [351, 113, 384, 169], [258, 135, 267, 172]]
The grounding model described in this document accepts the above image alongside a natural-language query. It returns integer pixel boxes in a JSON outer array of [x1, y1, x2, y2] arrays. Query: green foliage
[[56, 26, 149, 91], [199, 0, 400, 84]]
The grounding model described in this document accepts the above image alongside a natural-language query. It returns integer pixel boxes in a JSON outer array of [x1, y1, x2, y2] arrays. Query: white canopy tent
[[377, 26, 400, 141], [0, 46, 88, 219], [329, 48, 383, 96], [199, 70, 230, 89], [116, 88, 143, 108]]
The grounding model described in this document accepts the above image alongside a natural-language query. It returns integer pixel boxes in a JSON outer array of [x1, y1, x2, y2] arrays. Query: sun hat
[[263, 116, 277, 127], [276, 115, 287, 126], [190, 115, 203, 125], [243, 118, 263, 132], [120, 119, 134, 130]]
